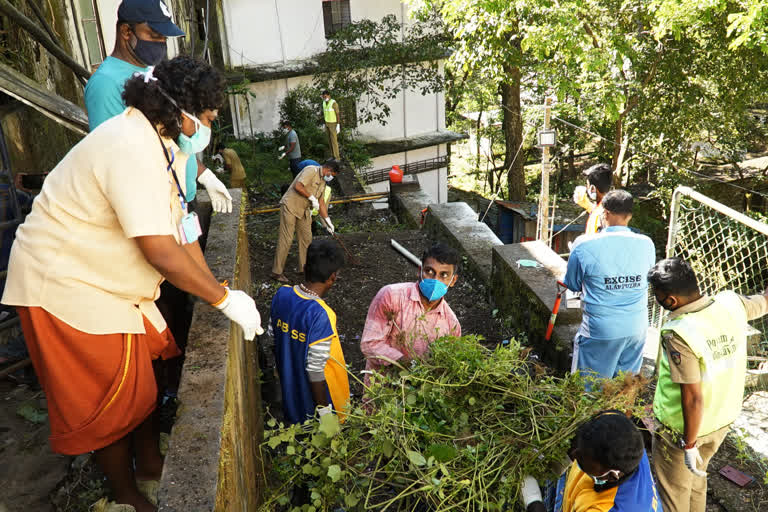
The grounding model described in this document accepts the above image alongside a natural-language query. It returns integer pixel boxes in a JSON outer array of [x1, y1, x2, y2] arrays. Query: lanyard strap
[[155, 131, 187, 212]]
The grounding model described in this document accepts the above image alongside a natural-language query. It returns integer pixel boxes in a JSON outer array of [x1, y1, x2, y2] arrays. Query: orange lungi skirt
[[17, 306, 181, 455]]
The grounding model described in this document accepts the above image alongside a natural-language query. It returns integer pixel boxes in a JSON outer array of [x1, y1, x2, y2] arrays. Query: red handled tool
[[545, 281, 568, 342]]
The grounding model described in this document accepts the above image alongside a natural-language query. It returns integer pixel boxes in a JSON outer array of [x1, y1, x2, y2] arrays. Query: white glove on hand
[[684, 445, 707, 477], [335, 124, 340, 134], [573, 185, 586, 204], [278, 152, 286, 160], [214, 288, 264, 341], [308, 195, 320, 211], [278, 146, 285, 151], [211, 154, 224, 165], [198, 168, 233, 214], [324, 217, 335, 234], [317, 405, 332, 417], [521, 475, 543, 507]]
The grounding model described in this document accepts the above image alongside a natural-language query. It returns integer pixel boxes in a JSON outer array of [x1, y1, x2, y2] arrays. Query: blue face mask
[[178, 111, 211, 155], [418, 273, 450, 302]]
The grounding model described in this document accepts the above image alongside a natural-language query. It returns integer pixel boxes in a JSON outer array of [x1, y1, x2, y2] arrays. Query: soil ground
[[245, 188, 503, 409]]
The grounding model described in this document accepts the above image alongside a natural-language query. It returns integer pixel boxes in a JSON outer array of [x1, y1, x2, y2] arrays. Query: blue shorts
[[572, 332, 645, 381]]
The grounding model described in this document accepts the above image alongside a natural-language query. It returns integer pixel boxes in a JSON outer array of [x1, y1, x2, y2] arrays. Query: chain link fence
[[652, 187, 768, 378]]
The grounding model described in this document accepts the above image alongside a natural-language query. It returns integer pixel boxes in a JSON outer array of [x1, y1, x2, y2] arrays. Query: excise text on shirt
[[564, 226, 656, 340]]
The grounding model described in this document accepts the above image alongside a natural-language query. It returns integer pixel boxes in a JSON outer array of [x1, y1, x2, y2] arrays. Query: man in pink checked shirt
[[361, 243, 462, 385]]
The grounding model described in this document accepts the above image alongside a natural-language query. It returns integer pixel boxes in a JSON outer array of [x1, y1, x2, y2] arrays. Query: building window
[[76, 0, 106, 71], [338, 98, 357, 129], [322, 0, 351, 38]]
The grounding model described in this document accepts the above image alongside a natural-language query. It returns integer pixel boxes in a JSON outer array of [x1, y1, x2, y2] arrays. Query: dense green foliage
[[413, 0, 768, 207], [260, 336, 641, 511], [315, 14, 447, 126]]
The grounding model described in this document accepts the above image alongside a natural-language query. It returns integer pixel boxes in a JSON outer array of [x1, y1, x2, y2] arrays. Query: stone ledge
[[363, 131, 468, 158], [390, 184, 431, 228], [158, 189, 262, 511], [424, 202, 502, 284], [491, 241, 581, 373]]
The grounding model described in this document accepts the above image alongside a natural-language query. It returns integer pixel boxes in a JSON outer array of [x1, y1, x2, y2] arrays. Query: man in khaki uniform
[[322, 90, 341, 160], [271, 159, 341, 283], [648, 258, 768, 512], [218, 147, 247, 188]]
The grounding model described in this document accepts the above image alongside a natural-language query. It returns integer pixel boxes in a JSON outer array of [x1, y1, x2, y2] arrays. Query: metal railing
[[361, 155, 450, 184]]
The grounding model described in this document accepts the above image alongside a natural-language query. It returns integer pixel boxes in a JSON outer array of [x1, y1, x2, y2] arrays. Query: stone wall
[[491, 242, 580, 373], [158, 189, 263, 511], [423, 201, 502, 284]]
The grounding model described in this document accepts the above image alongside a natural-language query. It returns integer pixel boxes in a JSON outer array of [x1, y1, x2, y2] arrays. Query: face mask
[[178, 111, 211, 154], [132, 36, 168, 66], [577, 461, 619, 486], [418, 271, 450, 302], [324, 175, 334, 183], [587, 185, 597, 201]]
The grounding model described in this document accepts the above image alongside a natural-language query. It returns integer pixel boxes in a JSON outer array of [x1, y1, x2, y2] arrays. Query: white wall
[[222, 0, 327, 65]]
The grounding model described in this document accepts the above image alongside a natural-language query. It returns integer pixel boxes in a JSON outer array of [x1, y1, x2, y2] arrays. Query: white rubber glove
[[213, 288, 264, 340], [308, 195, 320, 211], [278, 152, 286, 160], [211, 154, 224, 165], [317, 405, 332, 417], [278, 145, 285, 151], [521, 475, 543, 507], [684, 444, 707, 477], [324, 217, 335, 234], [335, 124, 340, 134], [573, 185, 594, 211], [214, 165, 225, 175], [198, 168, 233, 214]]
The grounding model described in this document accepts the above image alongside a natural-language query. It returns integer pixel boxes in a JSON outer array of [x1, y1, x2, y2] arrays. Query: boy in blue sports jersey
[[271, 240, 350, 424], [564, 190, 656, 382], [521, 411, 662, 512]]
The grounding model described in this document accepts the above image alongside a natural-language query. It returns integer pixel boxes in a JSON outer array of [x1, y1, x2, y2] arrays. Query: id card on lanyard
[[157, 132, 202, 244]]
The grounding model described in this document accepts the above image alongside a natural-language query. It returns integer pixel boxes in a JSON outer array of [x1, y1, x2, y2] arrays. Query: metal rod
[[675, 186, 768, 238], [0, 315, 20, 331], [0, 358, 31, 379], [250, 193, 387, 215], [390, 239, 421, 267]]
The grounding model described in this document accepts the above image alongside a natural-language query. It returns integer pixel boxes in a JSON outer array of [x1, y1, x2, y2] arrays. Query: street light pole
[[537, 97, 553, 243]]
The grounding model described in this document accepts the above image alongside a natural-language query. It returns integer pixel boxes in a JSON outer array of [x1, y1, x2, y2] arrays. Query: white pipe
[[391, 239, 422, 267]]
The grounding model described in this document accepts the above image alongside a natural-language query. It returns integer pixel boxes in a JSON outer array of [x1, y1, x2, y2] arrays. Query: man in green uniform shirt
[[321, 90, 341, 160], [648, 258, 768, 512]]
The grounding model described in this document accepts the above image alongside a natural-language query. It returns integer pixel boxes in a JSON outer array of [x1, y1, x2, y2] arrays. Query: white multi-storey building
[[218, 0, 466, 203]]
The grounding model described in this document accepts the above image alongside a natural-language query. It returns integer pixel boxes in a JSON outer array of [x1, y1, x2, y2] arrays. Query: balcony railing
[[361, 155, 450, 184]]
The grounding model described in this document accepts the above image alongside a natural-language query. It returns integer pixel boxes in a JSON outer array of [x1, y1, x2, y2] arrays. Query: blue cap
[[117, 0, 185, 37]]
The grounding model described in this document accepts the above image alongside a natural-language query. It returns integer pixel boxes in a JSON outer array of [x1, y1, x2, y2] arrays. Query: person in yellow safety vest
[[648, 258, 768, 512], [322, 90, 341, 160], [312, 186, 332, 217], [572, 163, 613, 235]]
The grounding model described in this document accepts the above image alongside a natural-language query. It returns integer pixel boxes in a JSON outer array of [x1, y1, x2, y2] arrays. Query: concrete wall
[[159, 189, 264, 511], [491, 242, 581, 373], [222, 0, 417, 66], [231, 72, 446, 142], [423, 201, 503, 284]]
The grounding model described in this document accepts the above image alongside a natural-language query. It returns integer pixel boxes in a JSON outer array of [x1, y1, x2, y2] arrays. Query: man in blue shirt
[[271, 240, 350, 424], [84, 0, 232, 213], [564, 190, 656, 382]]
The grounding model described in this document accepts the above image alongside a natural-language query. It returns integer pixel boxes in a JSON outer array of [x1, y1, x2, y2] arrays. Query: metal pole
[[537, 97, 553, 243]]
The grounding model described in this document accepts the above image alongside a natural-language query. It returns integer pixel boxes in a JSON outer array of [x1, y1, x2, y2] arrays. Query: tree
[[412, 0, 531, 200], [313, 14, 446, 126]]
